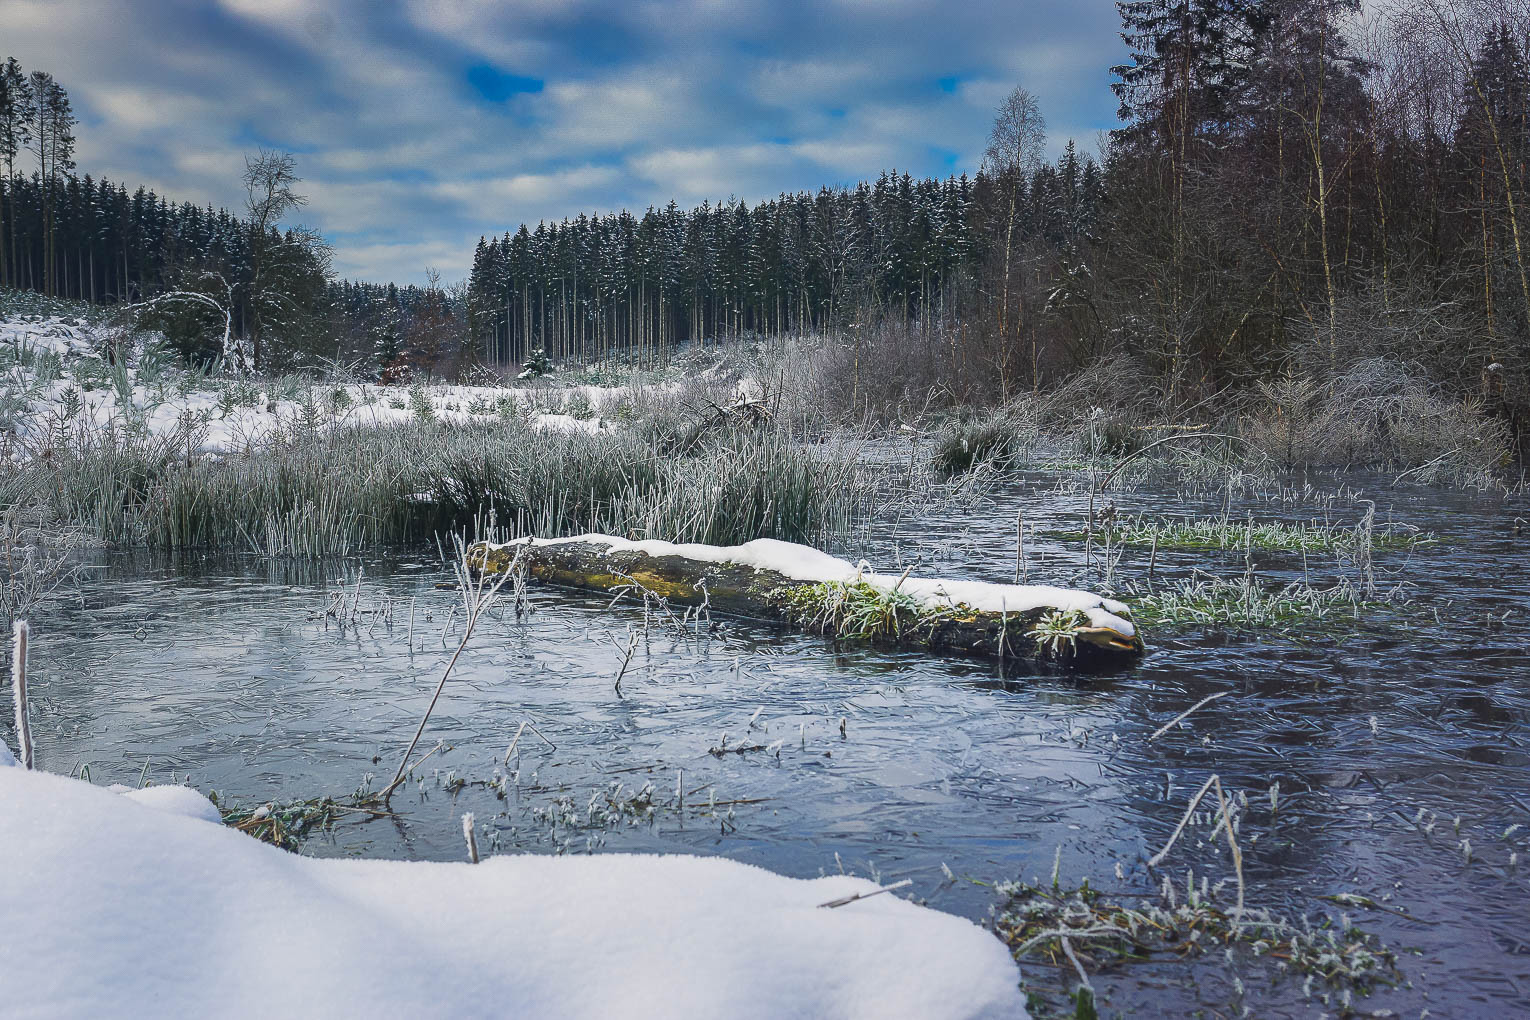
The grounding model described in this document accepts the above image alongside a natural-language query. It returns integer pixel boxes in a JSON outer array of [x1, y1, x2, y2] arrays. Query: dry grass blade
[[818, 878, 912, 909], [382, 538, 519, 801], [10, 620, 32, 769], [1148, 692, 1231, 742]]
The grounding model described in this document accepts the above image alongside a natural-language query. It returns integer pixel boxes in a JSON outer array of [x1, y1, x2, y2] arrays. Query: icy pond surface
[[22, 472, 1530, 1017]]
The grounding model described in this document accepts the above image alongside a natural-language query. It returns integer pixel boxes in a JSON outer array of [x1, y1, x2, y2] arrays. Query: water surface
[[21, 471, 1530, 1017]]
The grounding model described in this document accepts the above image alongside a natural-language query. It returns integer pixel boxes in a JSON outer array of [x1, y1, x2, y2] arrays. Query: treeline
[[0, 57, 457, 374], [1099, 0, 1530, 430], [466, 0, 1530, 446], [3, 169, 256, 306], [465, 154, 1101, 365], [8, 0, 1530, 448]]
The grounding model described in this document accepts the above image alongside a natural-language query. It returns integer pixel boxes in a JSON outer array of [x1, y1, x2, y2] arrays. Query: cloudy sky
[[5, 0, 1127, 285]]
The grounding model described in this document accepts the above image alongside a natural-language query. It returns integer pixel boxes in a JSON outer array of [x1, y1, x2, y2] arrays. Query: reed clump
[[1238, 357, 1513, 484], [1055, 513, 1431, 554], [4, 416, 872, 556], [1127, 575, 1399, 630], [932, 407, 1040, 476]]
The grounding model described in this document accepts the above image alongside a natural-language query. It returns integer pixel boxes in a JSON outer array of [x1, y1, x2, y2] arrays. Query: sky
[[4, 0, 1127, 286]]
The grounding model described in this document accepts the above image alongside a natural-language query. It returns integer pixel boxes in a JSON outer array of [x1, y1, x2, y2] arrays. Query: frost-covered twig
[[1148, 774, 1221, 868], [1148, 691, 1230, 742], [612, 627, 639, 697], [1148, 772, 1245, 923], [383, 539, 517, 801], [462, 812, 480, 863], [1058, 935, 1092, 990], [818, 878, 912, 909], [11, 620, 31, 769]]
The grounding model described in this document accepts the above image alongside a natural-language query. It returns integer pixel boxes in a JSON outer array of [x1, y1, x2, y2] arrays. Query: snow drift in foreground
[[0, 759, 1027, 1020], [499, 533, 1137, 637]]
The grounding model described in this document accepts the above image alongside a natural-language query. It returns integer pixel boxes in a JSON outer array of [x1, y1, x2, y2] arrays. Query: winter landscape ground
[[7, 1, 1530, 1017], [5, 286, 1529, 1019]]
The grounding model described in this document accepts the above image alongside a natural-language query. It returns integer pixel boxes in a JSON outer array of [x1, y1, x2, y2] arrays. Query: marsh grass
[[1125, 575, 1402, 630], [1054, 513, 1431, 554], [999, 875, 1402, 1009], [6, 415, 873, 556], [932, 408, 1040, 475]]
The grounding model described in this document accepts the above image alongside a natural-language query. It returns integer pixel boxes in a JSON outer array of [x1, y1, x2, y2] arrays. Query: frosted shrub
[[1241, 357, 1511, 483]]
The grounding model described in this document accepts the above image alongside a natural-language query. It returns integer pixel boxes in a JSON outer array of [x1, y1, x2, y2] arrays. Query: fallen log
[[467, 534, 1144, 669]]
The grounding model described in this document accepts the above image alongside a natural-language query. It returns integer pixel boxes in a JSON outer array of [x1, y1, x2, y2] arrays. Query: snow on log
[[469, 534, 1144, 667], [0, 758, 1028, 1020]]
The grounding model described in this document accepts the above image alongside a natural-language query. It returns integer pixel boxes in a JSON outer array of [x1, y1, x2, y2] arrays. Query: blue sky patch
[[466, 64, 544, 103]]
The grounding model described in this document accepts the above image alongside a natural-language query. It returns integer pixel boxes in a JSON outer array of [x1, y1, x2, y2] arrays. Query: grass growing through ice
[[2, 417, 873, 555], [213, 793, 381, 851], [999, 775, 1406, 1017], [1124, 575, 1400, 630], [997, 875, 1402, 1013], [1052, 513, 1431, 553]]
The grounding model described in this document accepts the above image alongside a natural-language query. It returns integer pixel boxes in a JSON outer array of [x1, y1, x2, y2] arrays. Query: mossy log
[[468, 537, 1144, 669]]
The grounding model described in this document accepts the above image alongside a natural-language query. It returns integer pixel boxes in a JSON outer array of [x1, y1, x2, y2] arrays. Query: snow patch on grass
[[1, 313, 628, 456]]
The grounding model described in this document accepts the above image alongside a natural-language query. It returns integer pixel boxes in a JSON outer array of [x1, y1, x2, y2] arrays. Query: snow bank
[[0, 760, 1026, 1020], [107, 782, 227, 823], [504, 533, 1136, 637]]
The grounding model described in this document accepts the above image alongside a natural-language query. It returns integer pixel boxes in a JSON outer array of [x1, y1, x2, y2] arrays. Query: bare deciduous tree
[[244, 149, 312, 371], [984, 87, 1047, 399]]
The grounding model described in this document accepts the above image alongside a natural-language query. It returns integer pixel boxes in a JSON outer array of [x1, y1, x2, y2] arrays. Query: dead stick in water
[[503, 721, 528, 765], [1016, 510, 1027, 584], [612, 628, 639, 697], [1149, 692, 1230, 742], [383, 542, 515, 802], [11, 621, 32, 769], [818, 878, 912, 909]]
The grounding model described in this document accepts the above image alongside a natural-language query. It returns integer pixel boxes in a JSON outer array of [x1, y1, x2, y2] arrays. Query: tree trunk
[[468, 537, 1144, 670]]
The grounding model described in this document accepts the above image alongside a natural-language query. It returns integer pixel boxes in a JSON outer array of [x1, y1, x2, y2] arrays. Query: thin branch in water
[[382, 539, 518, 801], [612, 627, 639, 697], [818, 878, 912, 909], [1148, 691, 1231, 742], [11, 620, 32, 769]]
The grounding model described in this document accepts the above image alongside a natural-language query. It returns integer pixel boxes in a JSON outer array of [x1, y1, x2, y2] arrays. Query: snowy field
[[1, 313, 636, 455], [0, 743, 1027, 1019]]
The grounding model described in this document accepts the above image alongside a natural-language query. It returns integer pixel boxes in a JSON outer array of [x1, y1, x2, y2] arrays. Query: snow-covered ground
[[0, 747, 1027, 1019], [1, 314, 636, 455]]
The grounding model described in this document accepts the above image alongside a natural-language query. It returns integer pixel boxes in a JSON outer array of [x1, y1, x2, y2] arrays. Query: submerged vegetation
[[215, 794, 368, 852]]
